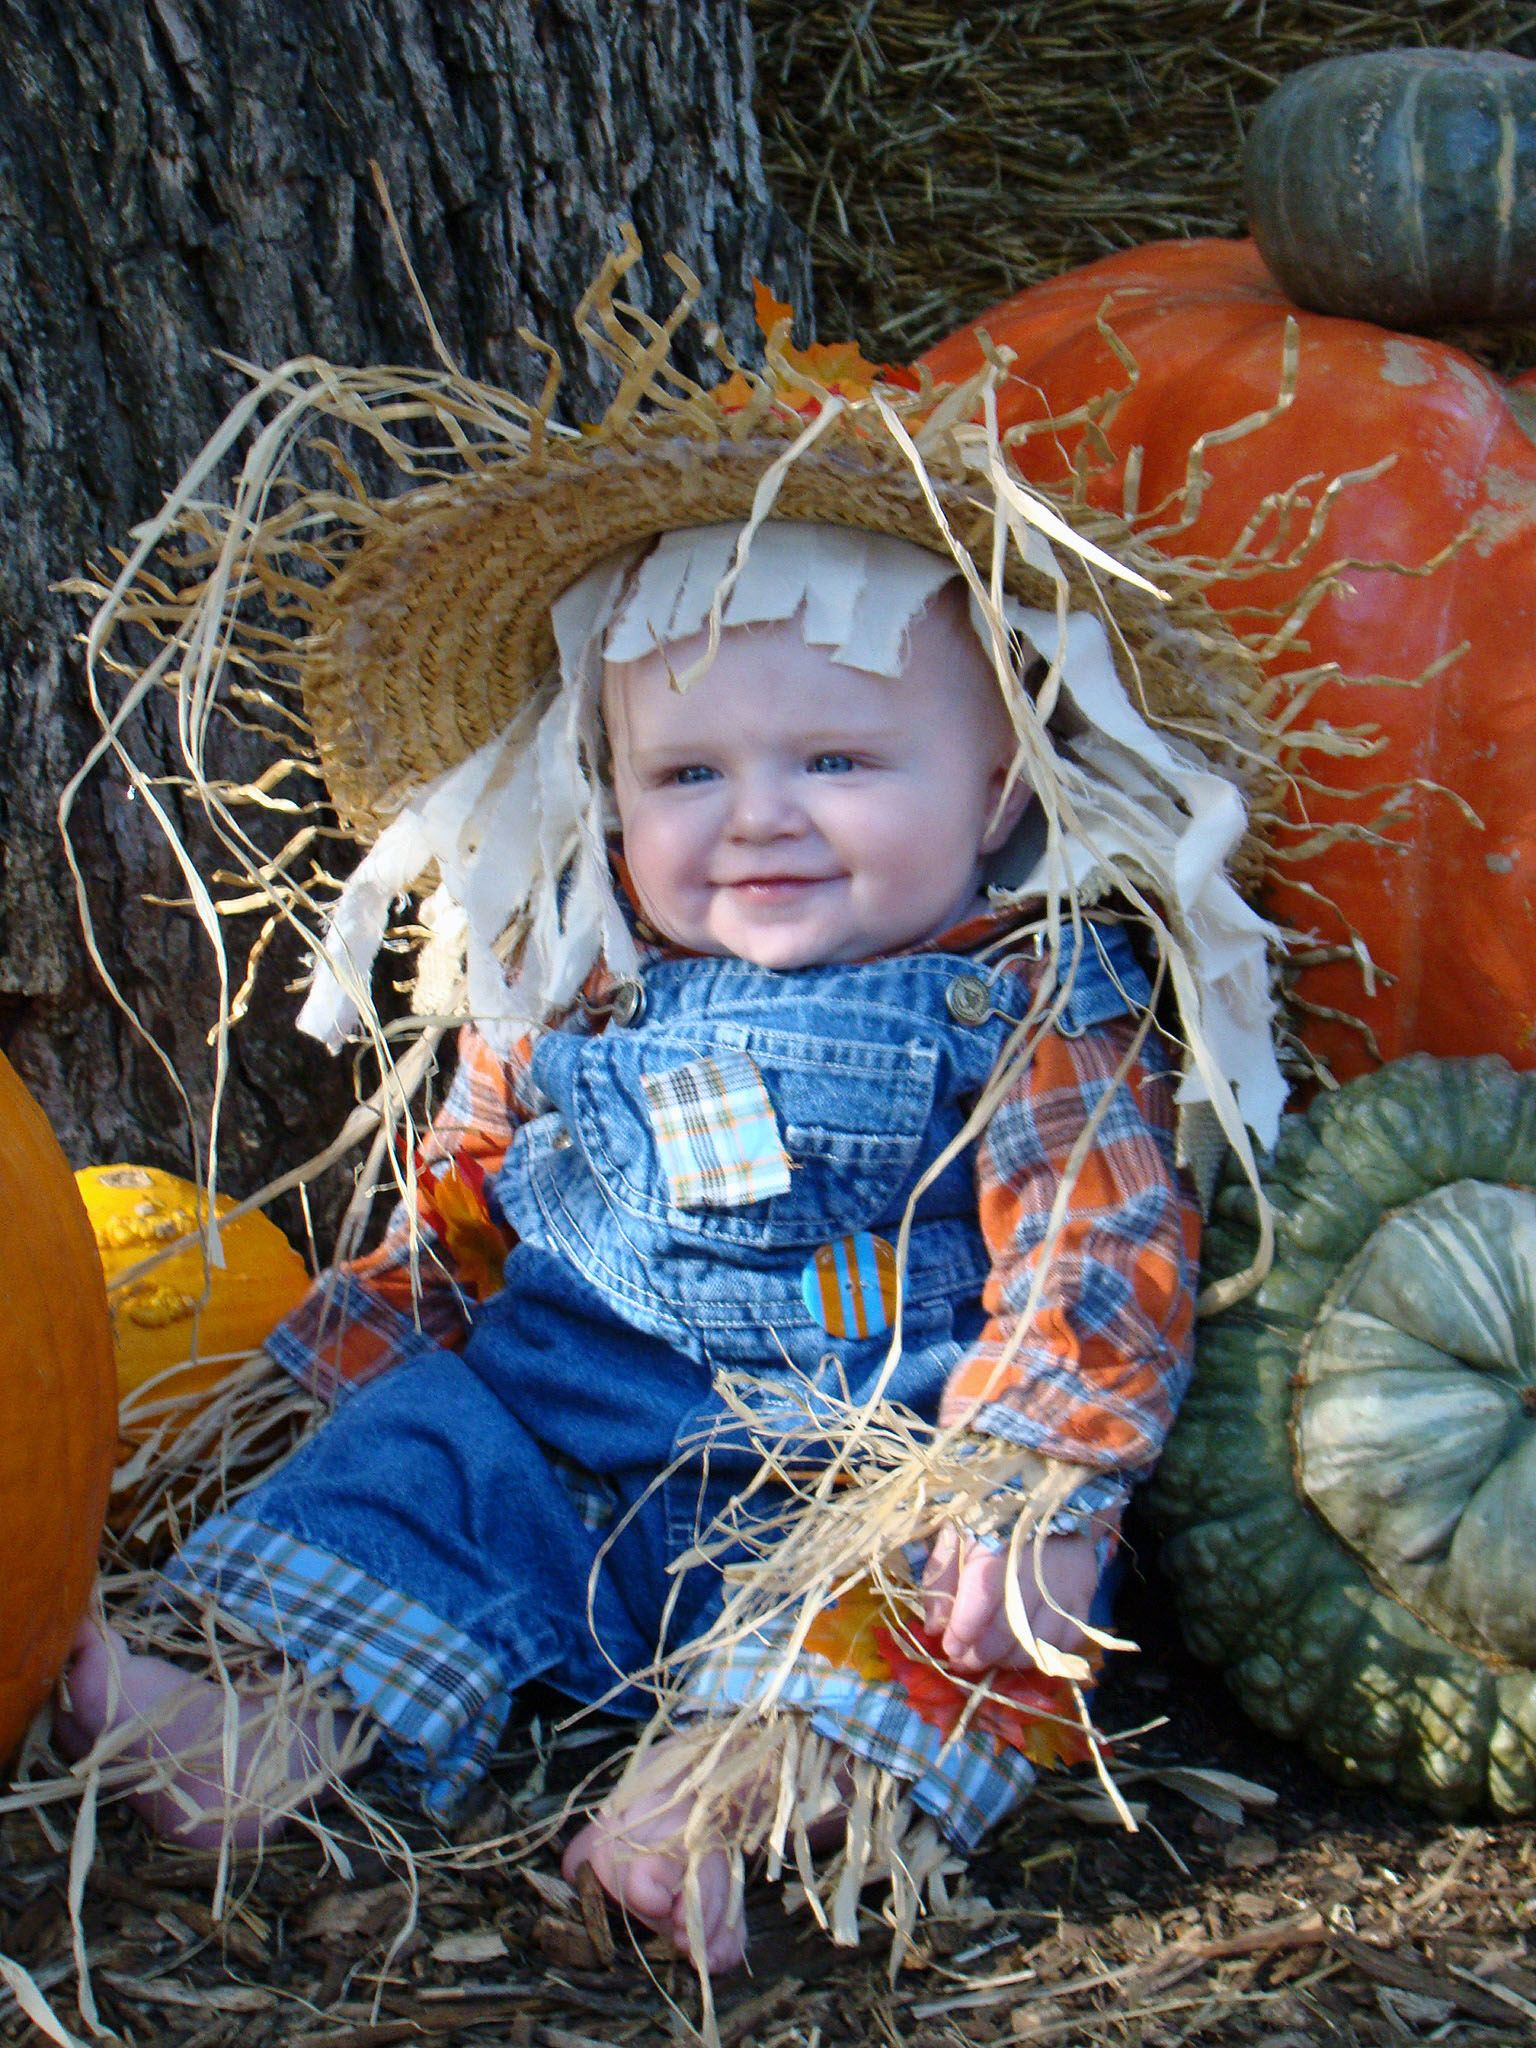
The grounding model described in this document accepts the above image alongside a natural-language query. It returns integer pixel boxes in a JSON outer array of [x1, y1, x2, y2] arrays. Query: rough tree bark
[[0, 0, 807, 1218]]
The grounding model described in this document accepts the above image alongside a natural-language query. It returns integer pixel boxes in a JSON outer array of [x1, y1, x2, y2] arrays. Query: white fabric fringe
[[298, 521, 1283, 1142]]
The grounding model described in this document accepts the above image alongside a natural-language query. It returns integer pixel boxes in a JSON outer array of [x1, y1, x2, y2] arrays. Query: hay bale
[[751, 1, 1536, 358]]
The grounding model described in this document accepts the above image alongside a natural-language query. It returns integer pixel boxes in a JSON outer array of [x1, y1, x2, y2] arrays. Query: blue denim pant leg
[[244, 1347, 682, 1712], [172, 1243, 750, 1773], [459, 1245, 759, 1660]]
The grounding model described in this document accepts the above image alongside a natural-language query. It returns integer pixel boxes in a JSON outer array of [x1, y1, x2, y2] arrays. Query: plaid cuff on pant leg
[[165, 1516, 514, 1823], [679, 1633, 1036, 1850]]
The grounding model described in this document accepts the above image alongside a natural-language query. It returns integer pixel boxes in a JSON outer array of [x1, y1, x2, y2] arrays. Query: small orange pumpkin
[[77, 1165, 310, 1444], [0, 1052, 116, 1765]]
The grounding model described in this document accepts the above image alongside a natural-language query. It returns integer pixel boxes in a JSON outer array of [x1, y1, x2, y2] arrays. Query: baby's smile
[[717, 871, 844, 894]]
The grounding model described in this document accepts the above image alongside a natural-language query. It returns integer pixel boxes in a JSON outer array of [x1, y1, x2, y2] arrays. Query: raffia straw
[[65, 1782, 102, 2039], [0, 1952, 86, 2048], [575, 1391, 1134, 2010], [96, 1024, 446, 1304]]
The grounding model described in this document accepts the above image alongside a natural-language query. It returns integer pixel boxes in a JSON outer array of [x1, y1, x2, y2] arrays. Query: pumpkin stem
[[1521, 1383, 1536, 1416]]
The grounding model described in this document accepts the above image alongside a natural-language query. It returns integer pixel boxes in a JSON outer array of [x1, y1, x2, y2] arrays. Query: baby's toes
[[560, 1817, 600, 1890], [564, 1821, 681, 1933], [672, 1847, 746, 1974], [617, 1846, 692, 1930], [53, 1621, 124, 1756]]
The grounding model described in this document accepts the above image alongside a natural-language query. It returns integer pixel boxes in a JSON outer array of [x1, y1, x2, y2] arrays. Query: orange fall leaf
[[804, 1576, 1102, 1771], [417, 1155, 515, 1304]]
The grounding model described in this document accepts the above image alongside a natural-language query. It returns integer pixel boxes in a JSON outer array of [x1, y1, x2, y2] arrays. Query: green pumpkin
[[1244, 48, 1536, 329], [1150, 1054, 1536, 1816]]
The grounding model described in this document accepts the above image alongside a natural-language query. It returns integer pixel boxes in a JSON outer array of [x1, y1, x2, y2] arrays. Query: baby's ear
[[980, 761, 1035, 856]]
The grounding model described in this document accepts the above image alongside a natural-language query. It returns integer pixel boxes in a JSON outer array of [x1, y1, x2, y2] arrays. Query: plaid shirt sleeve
[[265, 1024, 539, 1400], [939, 1018, 1200, 1480]]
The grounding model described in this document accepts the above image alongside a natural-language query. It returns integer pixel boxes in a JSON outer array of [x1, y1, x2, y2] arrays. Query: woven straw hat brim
[[303, 427, 1259, 836]]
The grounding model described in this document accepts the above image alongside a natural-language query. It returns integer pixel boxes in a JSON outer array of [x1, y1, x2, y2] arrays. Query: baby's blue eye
[[808, 752, 855, 775], [670, 764, 719, 786]]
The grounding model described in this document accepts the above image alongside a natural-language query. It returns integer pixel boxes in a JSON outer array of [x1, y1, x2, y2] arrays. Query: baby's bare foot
[[562, 1732, 855, 1973], [55, 1621, 346, 1848], [562, 1741, 747, 1974]]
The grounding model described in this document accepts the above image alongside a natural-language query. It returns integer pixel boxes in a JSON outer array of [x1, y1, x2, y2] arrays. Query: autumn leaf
[[803, 1575, 1102, 1770], [752, 278, 795, 337], [803, 1577, 897, 1682], [418, 1152, 515, 1303], [712, 282, 918, 415], [874, 1621, 1102, 1770]]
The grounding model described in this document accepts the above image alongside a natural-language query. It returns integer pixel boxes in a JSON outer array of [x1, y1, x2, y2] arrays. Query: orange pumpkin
[[0, 1052, 116, 1765], [923, 239, 1536, 1080], [77, 1165, 310, 1444]]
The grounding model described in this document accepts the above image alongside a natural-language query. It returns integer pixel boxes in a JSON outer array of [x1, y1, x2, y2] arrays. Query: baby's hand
[[920, 1519, 1108, 1676]]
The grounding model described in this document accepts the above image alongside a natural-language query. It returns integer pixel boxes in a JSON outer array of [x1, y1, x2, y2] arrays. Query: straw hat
[[285, 235, 1272, 844]]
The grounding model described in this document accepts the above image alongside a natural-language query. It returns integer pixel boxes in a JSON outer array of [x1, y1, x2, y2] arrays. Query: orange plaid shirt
[[272, 919, 1198, 1482]]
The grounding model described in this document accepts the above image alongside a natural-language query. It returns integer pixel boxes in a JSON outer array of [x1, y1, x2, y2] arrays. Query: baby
[[59, 523, 1197, 1972]]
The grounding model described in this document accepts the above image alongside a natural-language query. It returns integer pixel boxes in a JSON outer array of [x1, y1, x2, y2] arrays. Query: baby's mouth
[[724, 874, 839, 898]]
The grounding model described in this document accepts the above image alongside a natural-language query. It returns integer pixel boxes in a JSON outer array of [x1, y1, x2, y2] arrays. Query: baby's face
[[603, 591, 1027, 969]]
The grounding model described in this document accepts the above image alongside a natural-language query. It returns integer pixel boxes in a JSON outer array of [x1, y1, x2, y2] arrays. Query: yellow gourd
[[77, 1165, 310, 1439]]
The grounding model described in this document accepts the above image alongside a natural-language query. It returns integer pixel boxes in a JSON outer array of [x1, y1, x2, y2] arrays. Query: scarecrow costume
[[82, 234, 1284, 1956]]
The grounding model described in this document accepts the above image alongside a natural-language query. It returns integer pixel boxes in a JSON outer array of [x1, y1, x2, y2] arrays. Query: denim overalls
[[177, 927, 1148, 1781]]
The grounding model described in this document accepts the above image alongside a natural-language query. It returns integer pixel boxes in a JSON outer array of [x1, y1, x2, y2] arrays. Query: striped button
[[800, 1232, 899, 1340]]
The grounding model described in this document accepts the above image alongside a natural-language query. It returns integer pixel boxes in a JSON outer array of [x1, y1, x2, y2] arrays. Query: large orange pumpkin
[[0, 1052, 116, 1764], [923, 239, 1536, 1080]]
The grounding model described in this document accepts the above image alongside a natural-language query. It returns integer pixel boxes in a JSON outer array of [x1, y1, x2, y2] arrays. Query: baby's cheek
[[624, 813, 689, 896]]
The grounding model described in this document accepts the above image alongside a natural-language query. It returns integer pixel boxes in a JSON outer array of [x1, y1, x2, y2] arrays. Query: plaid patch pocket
[[641, 1049, 793, 1209]]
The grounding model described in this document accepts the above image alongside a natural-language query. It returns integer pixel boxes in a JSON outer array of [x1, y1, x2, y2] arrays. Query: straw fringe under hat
[[284, 233, 1275, 846]]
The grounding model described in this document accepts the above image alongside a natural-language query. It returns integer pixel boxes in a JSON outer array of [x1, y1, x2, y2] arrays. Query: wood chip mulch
[[3, 1593, 1532, 2048]]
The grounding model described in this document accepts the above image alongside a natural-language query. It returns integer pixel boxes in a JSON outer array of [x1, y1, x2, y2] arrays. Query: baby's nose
[[727, 770, 805, 837]]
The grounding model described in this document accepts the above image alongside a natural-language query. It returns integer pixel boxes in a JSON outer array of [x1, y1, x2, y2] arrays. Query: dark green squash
[[1150, 1055, 1536, 1816], [1245, 48, 1536, 329]]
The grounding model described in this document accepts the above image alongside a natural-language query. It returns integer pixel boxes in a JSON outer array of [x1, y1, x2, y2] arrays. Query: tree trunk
[[0, 0, 806, 1226]]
